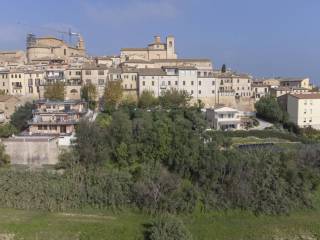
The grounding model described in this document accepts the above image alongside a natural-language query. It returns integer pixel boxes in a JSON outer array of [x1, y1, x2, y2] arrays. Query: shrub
[[144, 215, 192, 240]]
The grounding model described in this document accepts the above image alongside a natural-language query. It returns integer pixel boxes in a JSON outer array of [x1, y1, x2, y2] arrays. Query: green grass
[[1, 208, 320, 239]]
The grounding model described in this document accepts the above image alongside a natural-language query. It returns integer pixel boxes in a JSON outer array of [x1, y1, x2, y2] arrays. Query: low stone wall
[[3, 136, 60, 166]]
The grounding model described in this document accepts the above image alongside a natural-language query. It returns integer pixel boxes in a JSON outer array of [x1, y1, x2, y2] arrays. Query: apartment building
[[278, 77, 311, 89], [82, 64, 109, 98], [28, 99, 87, 135], [216, 72, 252, 97], [287, 93, 320, 129], [270, 86, 310, 98], [138, 66, 217, 104], [251, 82, 270, 100]]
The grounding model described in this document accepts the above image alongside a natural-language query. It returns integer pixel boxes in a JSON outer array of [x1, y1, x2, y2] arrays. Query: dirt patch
[[0, 234, 15, 240], [58, 213, 116, 220]]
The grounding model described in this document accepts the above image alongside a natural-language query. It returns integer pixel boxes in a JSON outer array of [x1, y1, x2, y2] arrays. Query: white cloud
[[81, 0, 179, 25]]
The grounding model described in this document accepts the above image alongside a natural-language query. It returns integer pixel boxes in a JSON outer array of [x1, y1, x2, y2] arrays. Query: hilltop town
[[0, 33, 318, 165]]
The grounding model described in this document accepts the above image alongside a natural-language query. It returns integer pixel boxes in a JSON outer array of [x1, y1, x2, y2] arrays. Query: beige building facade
[[27, 34, 86, 63], [120, 36, 177, 62], [287, 93, 320, 129]]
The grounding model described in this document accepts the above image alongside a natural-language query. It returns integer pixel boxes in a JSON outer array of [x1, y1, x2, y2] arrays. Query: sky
[[0, 0, 319, 85]]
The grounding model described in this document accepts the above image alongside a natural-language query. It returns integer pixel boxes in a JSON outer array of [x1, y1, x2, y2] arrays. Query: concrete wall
[[3, 137, 60, 166]]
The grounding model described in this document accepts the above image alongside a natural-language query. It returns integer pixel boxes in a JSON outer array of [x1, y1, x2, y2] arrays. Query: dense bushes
[[0, 167, 132, 211], [144, 215, 193, 240], [1, 100, 320, 215]]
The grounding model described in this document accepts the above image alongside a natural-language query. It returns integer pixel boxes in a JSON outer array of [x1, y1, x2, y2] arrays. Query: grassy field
[[1, 208, 320, 240]]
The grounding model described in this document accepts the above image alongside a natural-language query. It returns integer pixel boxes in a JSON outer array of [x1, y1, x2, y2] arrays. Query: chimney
[[154, 36, 161, 44]]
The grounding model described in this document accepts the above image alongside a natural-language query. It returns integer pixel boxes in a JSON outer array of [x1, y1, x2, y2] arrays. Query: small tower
[[166, 35, 177, 59], [77, 35, 85, 50]]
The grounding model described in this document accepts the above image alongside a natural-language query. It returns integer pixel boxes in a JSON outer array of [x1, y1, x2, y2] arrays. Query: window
[[28, 79, 33, 86], [85, 70, 91, 75], [199, 90, 201, 94], [212, 81, 215, 85], [191, 81, 194, 85], [152, 81, 154, 86], [183, 81, 185, 85], [142, 81, 145, 86], [175, 81, 178, 85], [76, 71, 81, 76], [64, 49, 67, 55], [28, 86, 33, 93], [98, 70, 104, 75], [212, 90, 215, 94], [168, 81, 171, 85], [191, 90, 194, 94], [2, 82, 4, 86], [169, 41, 173, 47], [199, 81, 201, 86], [98, 79, 105, 85]]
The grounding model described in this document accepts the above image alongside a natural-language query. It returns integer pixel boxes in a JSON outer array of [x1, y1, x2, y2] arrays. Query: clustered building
[[0, 33, 318, 133], [0, 32, 319, 166]]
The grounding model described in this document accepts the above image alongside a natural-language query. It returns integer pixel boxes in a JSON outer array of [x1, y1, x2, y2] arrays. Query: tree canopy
[[159, 89, 192, 108], [81, 83, 97, 110], [255, 96, 287, 123], [138, 91, 158, 109], [221, 64, 227, 73], [44, 82, 65, 101], [103, 80, 123, 112], [10, 102, 33, 131]]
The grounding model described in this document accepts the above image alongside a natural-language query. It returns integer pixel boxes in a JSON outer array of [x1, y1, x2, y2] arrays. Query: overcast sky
[[0, 0, 319, 85]]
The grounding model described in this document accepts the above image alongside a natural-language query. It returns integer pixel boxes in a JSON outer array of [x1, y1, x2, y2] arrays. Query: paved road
[[251, 118, 273, 130]]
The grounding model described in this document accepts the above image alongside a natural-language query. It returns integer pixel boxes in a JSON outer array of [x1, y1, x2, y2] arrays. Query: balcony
[[28, 118, 79, 125], [12, 85, 22, 89]]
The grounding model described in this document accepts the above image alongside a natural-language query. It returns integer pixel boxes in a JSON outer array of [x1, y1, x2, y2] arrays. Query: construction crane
[[17, 21, 80, 46]]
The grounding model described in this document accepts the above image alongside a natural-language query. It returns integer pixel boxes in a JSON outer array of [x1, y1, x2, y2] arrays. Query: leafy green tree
[[221, 64, 227, 73], [255, 96, 285, 123], [81, 83, 97, 110], [95, 113, 112, 128], [144, 215, 193, 240], [0, 143, 9, 167], [159, 89, 191, 109], [74, 120, 106, 166], [0, 124, 17, 138], [104, 81, 123, 112], [10, 102, 33, 131], [138, 91, 158, 108], [44, 82, 65, 100]]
